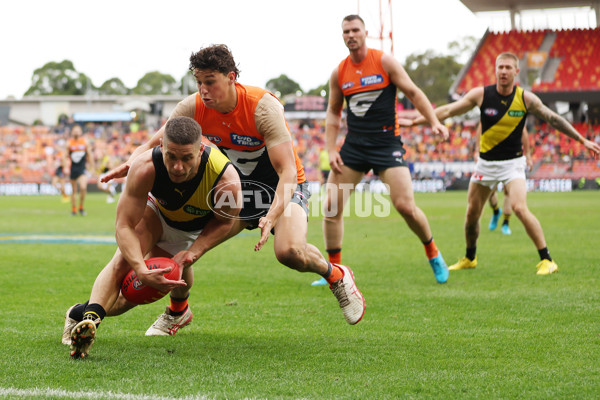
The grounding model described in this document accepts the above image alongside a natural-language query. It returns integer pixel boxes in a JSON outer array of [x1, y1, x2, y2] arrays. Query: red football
[[121, 257, 180, 305]]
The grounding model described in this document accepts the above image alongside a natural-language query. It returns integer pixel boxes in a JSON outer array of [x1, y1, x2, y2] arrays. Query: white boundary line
[[0, 387, 214, 400]]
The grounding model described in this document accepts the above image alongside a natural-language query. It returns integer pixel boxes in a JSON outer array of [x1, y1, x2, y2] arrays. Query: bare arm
[[413, 87, 483, 125], [114, 151, 186, 292], [325, 67, 345, 174], [383, 54, 448, 139], [255, 140, 298, 251], [522, 125, 533, 169], [172, 164, 242, 267], [525, 91, 600, 157]]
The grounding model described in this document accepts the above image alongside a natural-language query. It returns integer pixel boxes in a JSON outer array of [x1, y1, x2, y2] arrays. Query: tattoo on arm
[[532, 100, 583, 143]]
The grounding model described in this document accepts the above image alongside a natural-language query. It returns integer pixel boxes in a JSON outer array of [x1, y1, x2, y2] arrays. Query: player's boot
[[145, 306, 193, 336], [62, 304, 79, 345], [489, 208, 501, 231], [311, 277, 328, 286], [428, 252, 449, 284], [449, 256, 477, 271], [501, 224, 512, 235], [536, 259, 558, 275], [70, 316, 99, 359], [329, 264, 365, 325]]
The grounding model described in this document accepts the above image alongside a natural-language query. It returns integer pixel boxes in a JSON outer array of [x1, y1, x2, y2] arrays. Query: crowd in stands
[[1, 117, 599, 185]]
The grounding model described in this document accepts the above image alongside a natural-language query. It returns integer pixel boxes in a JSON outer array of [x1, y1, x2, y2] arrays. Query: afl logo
[[205, 135, 221, 144], [342, 82, 354, 90], [484, 108, 498, 116]]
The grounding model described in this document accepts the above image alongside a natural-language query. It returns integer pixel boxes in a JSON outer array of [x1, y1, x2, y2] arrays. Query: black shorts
[[339, 133, 406, 175], [70, 166, 86, 180], [242, 181, 310, 231]]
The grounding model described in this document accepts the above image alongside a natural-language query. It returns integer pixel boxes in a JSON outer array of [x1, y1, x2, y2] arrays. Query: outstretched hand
[[255, 216, 273, 251], [139, 266, 187, 293], [431, 122, 449, 140], [101, 163, 130, 183], [583, 139, 600, 159]]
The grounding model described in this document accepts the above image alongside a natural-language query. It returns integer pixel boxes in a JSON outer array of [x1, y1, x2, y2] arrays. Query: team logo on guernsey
[[484, 108, 499, 116], [205, 135, 221, 144], [230, 133, 263, 147], [360, 75, 383, 86], [342, 81, 355, 90], [508, 110, 525, 117]]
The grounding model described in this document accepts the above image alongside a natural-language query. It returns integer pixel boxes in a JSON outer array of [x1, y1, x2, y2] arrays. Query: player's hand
[[397, 117, 414, 127], [583, 139, 600, 159], [255, 216, 273, 251], [431, 122, 449, 140], [172, 251, 197, 273], [138, 266, 187, 292], [101, 162, 130, 183], [329, 150, 344, 174], [525, 155, 533, 170]]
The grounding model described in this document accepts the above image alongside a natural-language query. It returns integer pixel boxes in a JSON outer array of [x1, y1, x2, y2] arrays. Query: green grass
[[0, 191, 599, 399]]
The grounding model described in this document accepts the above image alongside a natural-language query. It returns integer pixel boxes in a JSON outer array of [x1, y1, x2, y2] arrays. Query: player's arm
[[173, 164, 242, 267], [474, 123, 481, 161], [522, 125, 533, 169], [85, 142, 96, 175], [325, 67, 345, 174], [114, 151, 186, 292], [383, 54, 448, 139], [524, 91, 600, 157], [412, 87, 483, 125], [102, 96, 197, 182]]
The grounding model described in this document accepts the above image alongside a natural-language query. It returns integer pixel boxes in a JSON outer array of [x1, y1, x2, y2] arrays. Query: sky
[[0, 0, 595, 99]]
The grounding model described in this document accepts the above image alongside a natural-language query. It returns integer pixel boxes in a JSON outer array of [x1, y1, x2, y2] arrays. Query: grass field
[[0, 191, 599, 399]]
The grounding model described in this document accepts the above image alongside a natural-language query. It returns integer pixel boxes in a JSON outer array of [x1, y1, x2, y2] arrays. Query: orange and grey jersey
[[150, 146, 230, 232], [68, 137, 87, 170], [183, 83, 306, 188], [479, 85, 527, 161], [338, 48, 400, 137]]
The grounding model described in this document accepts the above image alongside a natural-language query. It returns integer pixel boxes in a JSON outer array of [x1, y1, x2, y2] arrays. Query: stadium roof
[[460, 0, 596, 13]]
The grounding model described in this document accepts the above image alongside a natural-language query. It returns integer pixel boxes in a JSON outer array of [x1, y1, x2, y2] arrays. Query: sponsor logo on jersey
[[360, 74, 383, 86], [484, 108, 499, 116], [508, 110, 525, 117], [183, 205, 211, 216], [205, 135, 221, 144], [392, 151, 403, 157], [342, 81, 355, 90], [230, 133, 263, 147]]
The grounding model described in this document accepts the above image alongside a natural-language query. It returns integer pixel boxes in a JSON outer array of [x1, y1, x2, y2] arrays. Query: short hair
[[497, 52, 519, 68], [189, 44, 241, 80], [164, 116, 202, 146], [342, 14, 365, 27]]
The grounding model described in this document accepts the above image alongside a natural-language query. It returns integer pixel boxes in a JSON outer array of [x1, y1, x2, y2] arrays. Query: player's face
[[71, 126, 82, 138], [495, 57, 519, 87], [161, 139, 204, 183], [342, 19, 367, 51], [193, 69, 236, 112]]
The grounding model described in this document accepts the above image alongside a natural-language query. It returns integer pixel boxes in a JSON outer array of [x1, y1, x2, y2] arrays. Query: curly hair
[[189, 44, 241, 79], [164, 116, 202, 146]]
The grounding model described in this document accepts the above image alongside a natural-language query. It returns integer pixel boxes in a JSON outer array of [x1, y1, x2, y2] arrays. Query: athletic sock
[[322, 262, 343, 284], [69, 301, 89, 321], [492, 207, 500, 215], [169, 294, 189, 316], [83, 303, 106, 326], [503, 215, 511, 225], [326, 248, 341, 264], [422, 237, 439, 259], [466, 247, 477, 261], [538, 247, 552, 261]]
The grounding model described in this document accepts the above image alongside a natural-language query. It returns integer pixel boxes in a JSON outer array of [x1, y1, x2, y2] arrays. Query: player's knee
[[275, 245, 307, 271], [511, 203, 528, 219], [394, 202, 416, 219]]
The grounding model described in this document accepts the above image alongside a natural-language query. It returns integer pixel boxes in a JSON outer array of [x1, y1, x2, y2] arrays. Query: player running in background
[[66, 125, 95, 216], [322, 14, 449, 284], [64, 116, 241, 358], [101, 44, 366, 328], [411, 52, 600, 275]]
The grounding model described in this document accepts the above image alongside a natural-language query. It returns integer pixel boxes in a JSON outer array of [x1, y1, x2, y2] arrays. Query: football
[[121, 257, 180, 305]]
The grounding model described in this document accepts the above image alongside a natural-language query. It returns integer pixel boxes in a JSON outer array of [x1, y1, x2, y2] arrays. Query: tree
[[98, 78, 129, 95], [307, 82, 329, 97], [266, 74, 302, 97], [132, 71, 178, 95], [180, 71, 197, 96], [403, 50, 462, 106], [25, 60, 95, 96]]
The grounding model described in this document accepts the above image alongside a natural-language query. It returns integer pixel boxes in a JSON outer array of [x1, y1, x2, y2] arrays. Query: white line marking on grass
[[0, 387, 215, 400]]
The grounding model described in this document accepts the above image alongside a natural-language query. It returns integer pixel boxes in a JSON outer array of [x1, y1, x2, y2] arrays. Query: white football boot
[[62, 304, 78, 345], [146, 306, 193, 336], [329, 264, 365, 325]]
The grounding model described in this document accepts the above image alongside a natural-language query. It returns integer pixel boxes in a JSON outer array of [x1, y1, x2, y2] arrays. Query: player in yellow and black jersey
[[64, 116, 242, 359], [412, 52, 600, 275]]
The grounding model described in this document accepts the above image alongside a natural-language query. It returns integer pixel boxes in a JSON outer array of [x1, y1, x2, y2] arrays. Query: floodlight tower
[[358, 0, 394, 55]]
